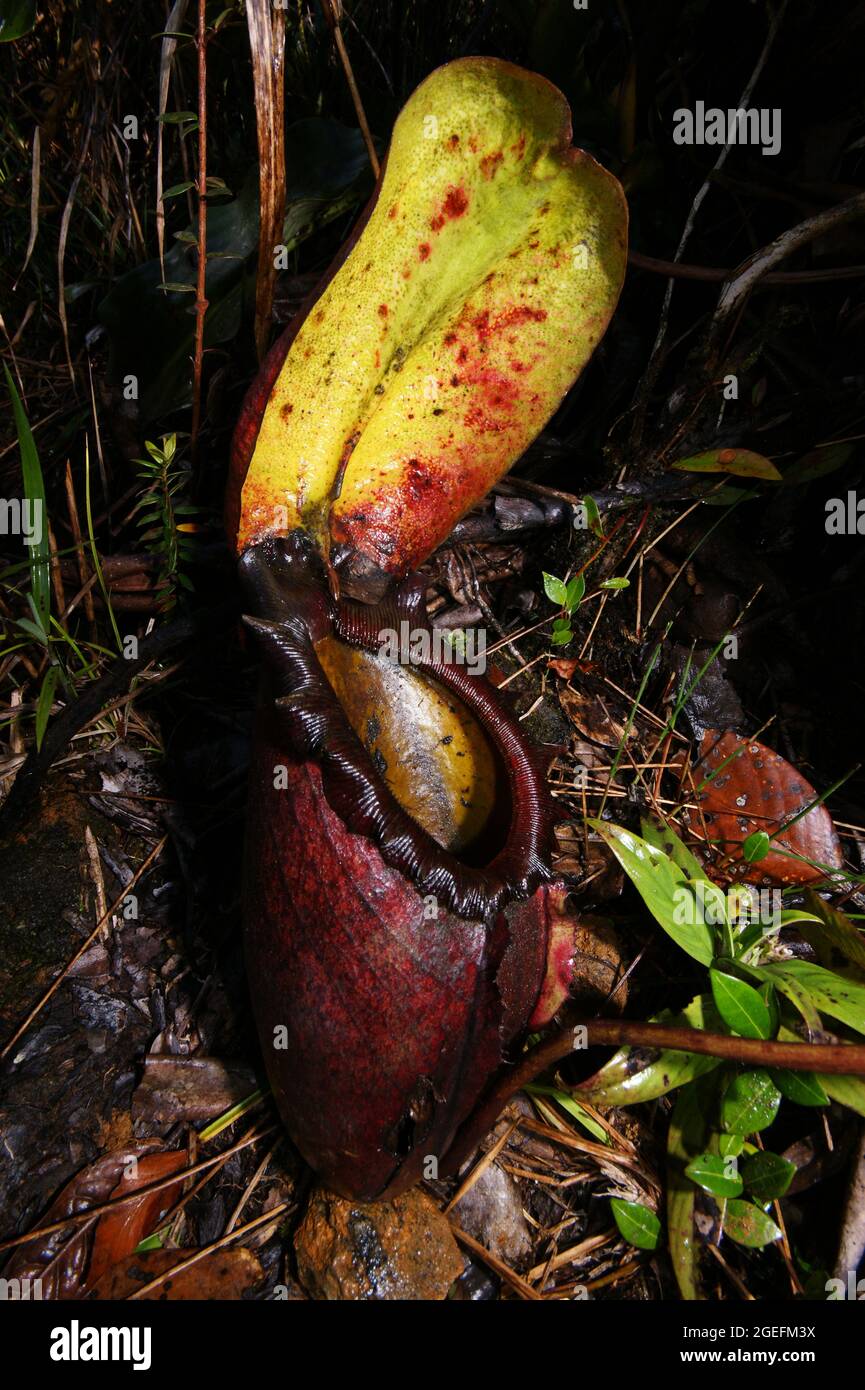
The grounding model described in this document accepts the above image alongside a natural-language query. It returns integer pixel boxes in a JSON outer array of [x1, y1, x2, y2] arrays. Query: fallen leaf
[[671, 448, 781, 480], [691, 730, 844, 885], [3, 1141, 167, 1299], [86, 1247, 264, 1300], [83, 1149, 188, 1291]]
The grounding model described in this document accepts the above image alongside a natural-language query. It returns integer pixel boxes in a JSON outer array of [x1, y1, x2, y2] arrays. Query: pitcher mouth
[[239, 532, 555, 922]]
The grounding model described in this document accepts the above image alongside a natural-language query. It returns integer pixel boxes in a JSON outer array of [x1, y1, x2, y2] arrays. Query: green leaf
[[721, 1069, 781, 1134], [640, 816, 708, 884], [576, 994, 724, 1106], [160, 180, 196, 199], [741, 1151, 796, 1203], [0, 0, 36, 42], [35, 666, 59, 750], [610, 1198, 660, 1251], [4, 365, 50, 631], [582, 493, 604, 537], [781, 443, 853, 485], [710, 969, 774, 1039], [564, 573, 585, 612], [820, 1073, 865, 1118], [590, 820, 715, 965], [685, 1153, 743, 1198], [671, 448, 782, 481], [550, 625, 573, 646], [667, 1077, 715, 1299], [769, 1068, 829, 1107], [543, 571, 568, 606], [742, 830, 770, 863], [158, 110, 198, 124], [600, 576, 629, 590], [723, 1199, 782, 1248], [758, 960, 865, 1036], [718, 1133, 745, 1158], [800, 891, 865, 973]]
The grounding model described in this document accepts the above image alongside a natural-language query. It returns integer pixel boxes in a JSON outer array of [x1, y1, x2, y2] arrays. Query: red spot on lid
[[430, 186, 469, 231], [388, 204, 398, 219], [471, 305, 547, 341], [480, 150, 504, 179], [443, 332, 457, 346], [378, 304, 389, 318], [448, 133, 460, 147], [418, 242, 431, 261]]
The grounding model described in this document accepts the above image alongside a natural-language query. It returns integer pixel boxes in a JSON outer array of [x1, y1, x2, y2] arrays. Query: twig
[[705, 191, 865, 363], [190, 0, 209, 462], [628, 248, 865, 286], [0, 1126, 277, 1254], [444, 1019, 865, 1179], [450, 1224, 542, 1300], [246, 0, 287, 361], [320, 0, 379, 178], [127, 1200, 291, 1299]]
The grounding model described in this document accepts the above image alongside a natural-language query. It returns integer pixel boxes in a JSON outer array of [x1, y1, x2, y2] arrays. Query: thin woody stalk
[[191, 0, 208, 462], [444, 1020, 865, 1176]]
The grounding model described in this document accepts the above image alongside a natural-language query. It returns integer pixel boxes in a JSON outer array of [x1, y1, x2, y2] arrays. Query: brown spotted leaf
[[692, 730, 843, 886], [86, 1247, 265, 1300]]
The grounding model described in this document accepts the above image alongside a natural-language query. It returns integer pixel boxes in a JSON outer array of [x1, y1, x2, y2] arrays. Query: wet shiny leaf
[[692, 730, 844, 886]]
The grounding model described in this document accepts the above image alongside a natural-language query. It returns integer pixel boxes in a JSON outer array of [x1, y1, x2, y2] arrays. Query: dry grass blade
[[245, 0, 287, 362], [190, 0, 209, 459], [156, 0, 191, 280], [320, 0, 379, 178], [57, 108, 96, 385], [15, 126, 40, 288], [449, 1223, 542, 1300]]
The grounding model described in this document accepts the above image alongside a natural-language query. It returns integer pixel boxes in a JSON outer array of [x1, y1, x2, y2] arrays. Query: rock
[[453, 1161, 531, 1265], [295, 1186, 464, 1300]]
